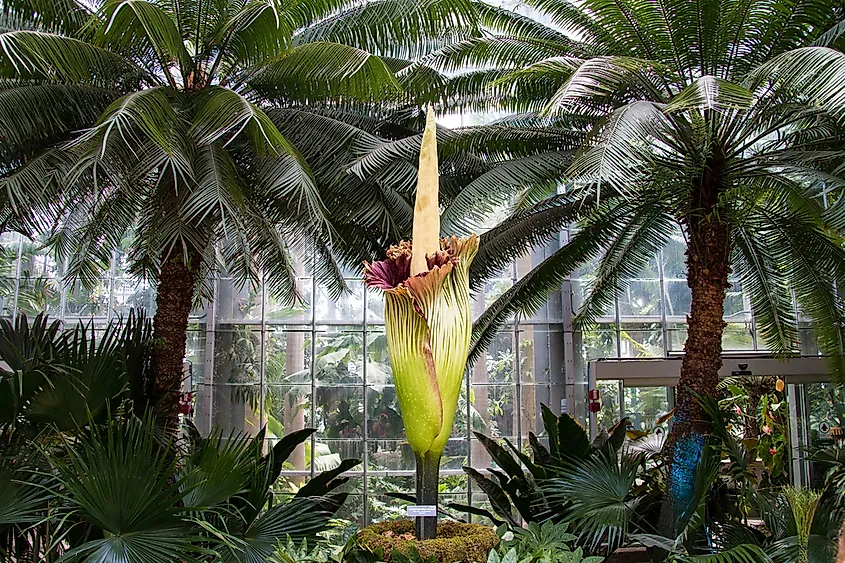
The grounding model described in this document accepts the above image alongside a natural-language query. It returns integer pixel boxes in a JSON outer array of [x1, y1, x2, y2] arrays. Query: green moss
[[355, 520, 499, 563]]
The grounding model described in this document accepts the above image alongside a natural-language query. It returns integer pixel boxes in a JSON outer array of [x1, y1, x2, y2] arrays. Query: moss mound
[[355, 519, 499, 563]]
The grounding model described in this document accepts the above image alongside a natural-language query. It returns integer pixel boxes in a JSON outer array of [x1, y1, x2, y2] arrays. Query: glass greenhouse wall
[[1, 226, 818, 525]]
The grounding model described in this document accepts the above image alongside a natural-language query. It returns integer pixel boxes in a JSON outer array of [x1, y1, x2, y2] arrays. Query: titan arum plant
[[364, 107, 477, 540]]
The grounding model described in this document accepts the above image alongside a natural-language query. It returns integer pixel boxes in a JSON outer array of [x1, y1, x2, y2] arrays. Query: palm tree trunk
[[152, 250, 199, 426], [658, 205, 730, 538]]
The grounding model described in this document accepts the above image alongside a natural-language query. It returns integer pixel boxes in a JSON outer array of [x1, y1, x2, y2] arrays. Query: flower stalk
[[364, 106, 477, 540]]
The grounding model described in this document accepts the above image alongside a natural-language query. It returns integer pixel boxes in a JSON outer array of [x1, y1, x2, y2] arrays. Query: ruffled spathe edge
[[363, 235, 479, 296]]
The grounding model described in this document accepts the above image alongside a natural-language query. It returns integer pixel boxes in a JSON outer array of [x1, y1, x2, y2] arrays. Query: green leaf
[[100, 0, 192, 74], [445, 502, 505, 526], [556, 413, 592, 462], [250, 41, 401, 102], [294, 457, 361, 498], [267, 428, 317, 482], [0, 29, 134, 82], [665, 76, 753, 113], [746, 47, 845, 120], [0, 462, 50, 525], [234, 498, 335, 562], [190, 86, 296, 157], [462, 467, 518, 528], [472, 432, 524, 480], [49, 416, 199, 563]]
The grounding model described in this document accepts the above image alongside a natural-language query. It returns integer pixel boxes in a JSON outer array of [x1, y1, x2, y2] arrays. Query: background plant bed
[[351, 519, 499, 563]]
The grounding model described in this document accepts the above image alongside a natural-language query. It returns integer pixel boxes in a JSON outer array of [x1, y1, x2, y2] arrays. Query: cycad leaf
[[250, 42, 401, 102], [190, 86, 295, 157], [100, 0, 192, 72], [543, 56, 666, 112], [746, 47, 845, 119], [665, 76, 753, 113], [293, 0, 479, 60], [731, 220, 797, 355], [0, 29, 133, 82]]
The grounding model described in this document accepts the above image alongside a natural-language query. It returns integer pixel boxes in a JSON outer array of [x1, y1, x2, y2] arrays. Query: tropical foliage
[[374, 0, 845, 536], [466, 397, 845, 562], [0, 313, 359, 562], [0, 0, 482, 422]]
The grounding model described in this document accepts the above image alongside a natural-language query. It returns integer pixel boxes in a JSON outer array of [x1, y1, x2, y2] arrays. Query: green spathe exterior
[[379, 236, 478, 457]]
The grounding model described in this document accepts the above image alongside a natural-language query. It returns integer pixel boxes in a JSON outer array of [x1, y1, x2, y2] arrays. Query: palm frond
[[49, 417, 197, 563], [665, 76, 753, 113], [470, 199, 625, 365], [746, 47, 845, 119], [190, 86, 295, 158], [0, 29, 136, 83], [292, 0, 479, 60], [422, 36, 573, 74], [231, 499, 334, 562], [73, 86, 189, 171], [0, 82, 118, 162], [747, 193, 845, 383], [469, 194, 589, 290], [543, 451, 642, 553], [0, 149, 76, 235], [0, 0, 91, 34], [573, 193, 673, 326], [441, 152, 572, 234], [567, 101, 680, 201], [543, 56, 670, 112], [249, 41, 401, 103], [731, 218, 798, 356], [98, 0, 192, 78]]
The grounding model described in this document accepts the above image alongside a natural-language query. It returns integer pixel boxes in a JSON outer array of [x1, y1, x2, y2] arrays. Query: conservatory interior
[[2, 0, 845, 562]]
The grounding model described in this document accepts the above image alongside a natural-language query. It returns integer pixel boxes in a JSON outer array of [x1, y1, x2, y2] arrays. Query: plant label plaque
[[406, 505, 437, 518]]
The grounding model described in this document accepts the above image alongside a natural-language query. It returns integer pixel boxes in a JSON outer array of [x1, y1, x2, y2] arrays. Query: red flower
[[734, 405, 742, 415], [769, 447, 777, 455], [762, 425, 772, 434]]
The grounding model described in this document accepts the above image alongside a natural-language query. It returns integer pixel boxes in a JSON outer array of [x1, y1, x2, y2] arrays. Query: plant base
[[353, 520, 499, 563]]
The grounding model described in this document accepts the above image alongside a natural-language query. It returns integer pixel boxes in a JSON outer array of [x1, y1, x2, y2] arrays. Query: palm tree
[[396, 0, 845, 536], [0, 0, 481, 423]]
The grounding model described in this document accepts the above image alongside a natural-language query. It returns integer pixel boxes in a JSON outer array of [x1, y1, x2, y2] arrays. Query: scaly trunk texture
[[744, 390, 761, 440], [415, 451, 441, 540], [743, 379, 767, 440], [152, 250, 199, 426], [658, 169, 731, 539]]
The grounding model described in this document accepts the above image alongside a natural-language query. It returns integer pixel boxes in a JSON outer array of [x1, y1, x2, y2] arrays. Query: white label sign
[[406, 505, 437, 518]]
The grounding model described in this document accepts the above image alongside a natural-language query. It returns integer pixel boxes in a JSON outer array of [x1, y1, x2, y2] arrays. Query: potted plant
[[355, 107, 497, 561]]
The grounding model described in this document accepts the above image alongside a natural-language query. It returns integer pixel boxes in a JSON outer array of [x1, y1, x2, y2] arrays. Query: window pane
[[624, 386, 670, 431], [619, 280, 661, 318], [619, 323, 663, 357]]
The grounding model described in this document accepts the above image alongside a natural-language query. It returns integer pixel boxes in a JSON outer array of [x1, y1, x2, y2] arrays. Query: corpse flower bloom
[[364, 107, 477, 540], [364, 236, 478, 455]]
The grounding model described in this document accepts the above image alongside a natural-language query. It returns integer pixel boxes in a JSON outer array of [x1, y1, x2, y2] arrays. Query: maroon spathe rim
[[364, 240, 459, 291]]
